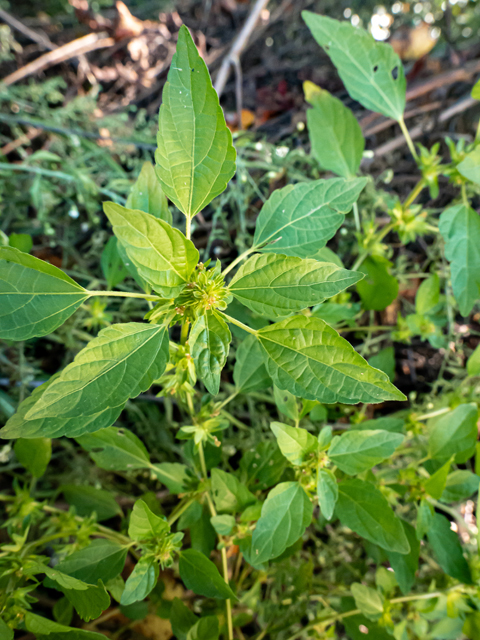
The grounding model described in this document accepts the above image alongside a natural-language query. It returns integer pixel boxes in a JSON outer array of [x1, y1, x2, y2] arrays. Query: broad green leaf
[[62, 581, 110, 622], [233, 334, 271, 392], [424, 457, 452, 499], [210, 514, 235, 536], [427, 513, 473, 584], [14, 437, 51, 477], [179, 549, 236, 600], [368, 346, 395, 382], [416, 498, 434, 541], [190, 509, 216, 557], [187, 616, 220, 640], [304, 80, 364, 178], [467, 344, 480, 376], [457, 146, 480, 185], [126, 161, 171, 224], [415, 273, 440, 315], [0, 246, 88, 340], [328, 429, 404, 475], [54, 539, 127, 585], [257, 315, 406, 404], [317, 468, 338, 521], [0, 618, 13, 640], [428, 403, 478, 463], [76, 427, 150, 471], [25, 612, 106, 639], [273, 386, 299, 421], [170, 598, 198, 640], [211, 468, 256, 514], [101, 236, 129, 290], [386, 520, 420, 595], [104, 202, 199, 297], [229, 253, 363, 318], [335, 478, 410, 553], [0, 323, 169, 440], [190, 311, 231, 395], [351, 583, 384, 620], [270, 422, 318, 466], [178, 501, 203, 530], [441, 470, 480, 503], [62, 485, 122, 521], [251, 481, 313, 563], [356, 255, 399, 311], [25, 561, 89, 591], [121, 556, 159, 605], [240, 441, 287, 491], [9, 232, 32, 253], [128, 499, 169, 541], [303, 12, 406, 121], [151, 462, 193, 494], [253, 178, 367, 258], [439, 204, 480, 316], [155, 25, 236, 218], [116, 238, 150, 292]]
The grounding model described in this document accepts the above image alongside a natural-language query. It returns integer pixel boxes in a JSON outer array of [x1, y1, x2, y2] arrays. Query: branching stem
[[219, 312, 258, 336]]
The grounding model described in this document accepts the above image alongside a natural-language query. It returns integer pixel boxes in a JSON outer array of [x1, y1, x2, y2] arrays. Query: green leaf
[[441, 470, 480, 503], [116, 239, 150, 292], [368, 346, 395, 382], [257, 315, 405, 404], [76, 427, 150, 471], [179, 549, 236, 600], [270, 422, 318, 466], [317, 468, 338, 521], [335, 478, 410, 553], [427, 513, 473, 584], [170, 598, 198, 640], [129, 499, 169, 541], [416, 498, 434, 541], [304, 80, 364, 178], [190, 509, 216, 557], [62, 485, 122, 521], [233, 334, 271, 392], [101, 236, 129, 290], [54, 539, 127, 585], [210, 514, 235, 536], [151, 461, 192, 494], [439, 204, 480, 316], [187, 617, 220, 640], [351, 416, 405, 433], [14, 437, 51, 477], [25, 612, 106, 639], [121, 556, 159, 606], [457, 146, 480, 185], [211, 468, 256, 514], [428, 403, 478, 463], [303, 12, 406, 121], [26, 561, 89, 591], [351, 583, 384, 620], [467, 344, 480, 376], [0, 246, 88, 340], [386, 520, 420, 595], [190, 311, 231, 395], [0, 618, 13, 640], [126, 161, 171, 224], [229, 253, 363, 318], [424, 457, 452, 499], [472, 79, 480, 100], [251, 481, 313, 563], [328, 429, 404, 475], [63, 581, 110, 622], [253, 178, 367, 258], [104, 202, 199, 297], [415, 273, 440, 315], [356, 255, 399, 311], [273, 386, 298, 421], [9, 232, 32, 253], [1, 323, 169, 439], [155, 25, 236, 218], [240, 441, 287, 491]]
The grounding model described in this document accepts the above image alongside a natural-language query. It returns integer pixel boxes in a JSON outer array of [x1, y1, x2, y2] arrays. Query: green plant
[[2, 17, 480, 640]]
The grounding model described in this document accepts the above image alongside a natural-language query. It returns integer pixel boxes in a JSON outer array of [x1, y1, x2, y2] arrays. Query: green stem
[[219, 312, 258, 336], [88, 290, 159, 301], [217, 391, 239, 411], [222, 247, 256, 277], [180, 320, 190, 346], [198, 442, 234, 640], [403, 179, 426, 209], [352, 201, 361, 233], [461, 183, 469, 207], [167, 497, 197, 527], [415, 407, 451, 421], [339, 325, 393, 334], [398, 116, 419, 161], [186, 216, 192, 241]]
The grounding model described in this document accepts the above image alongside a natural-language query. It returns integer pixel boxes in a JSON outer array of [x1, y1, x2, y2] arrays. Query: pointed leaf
[[253, 178, 366, 258], [121, 556, 159, 605], [303, 12, 406, 121], [229, 253, 363, 318], [317, 468, 338, 521], [427, 513, 473, 584], [14, 437, 51, 477], [270, 422, 318, 466], [76, 427, 150, 471], [211, 468, 256, 513], [62, 485, 122, 521], [126, 161, 171, 223], [233, 334, 271, 392], [386, 520, 420, 595], [441, 470, 480, 503], [101, 236, 129, 290], [424, 458, 452, 499], [128, 499, 169, 541], [25, 612, 105, 639], [63, 581, 110, 622], [0, 246, 88, 340], [305, 80, 364, 178], [1, 323, 169, 439], [190, 311, 231, 395], [428, 403, 478, 463], [257, 315, 406, 404], [155, 25, 236, 218], [179, 549, 236, 599], [328, 429, 404, 475], [251, 481, 313, 563], [356, 255, 399, 312], [335, 478, 410, 553], [104, 202, 199, 297], [54, 539, 127, 585], [187, 616, 220, 640], [351, 583, 384, 620], [151, 461, 193, 493], [439, 204, 480, 316], [457, 146, 480, 185]]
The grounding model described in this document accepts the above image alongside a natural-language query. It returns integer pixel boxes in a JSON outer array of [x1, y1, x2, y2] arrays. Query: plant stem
[[88, 290, 159, 301], [415, 407, 451, 421], [222, 247, 256, 277], [186, 216, 192, 240], [352, 201, 361, 233], [198, 442, 234, 640], [398, 116, 419, 161], [339, 325, 393, 334], [461, 183, 469, 207], [219, 312, 258, 336], [403, 179, 426, 209], [180, 320, 190, 345], [216, 391, 239, 411], [167, 497, 197, 527]]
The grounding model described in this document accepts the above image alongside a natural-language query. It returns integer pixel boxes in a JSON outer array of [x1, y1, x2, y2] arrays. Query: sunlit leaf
[[328, 429, 404, 475], [126, 161, 171, 224]]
